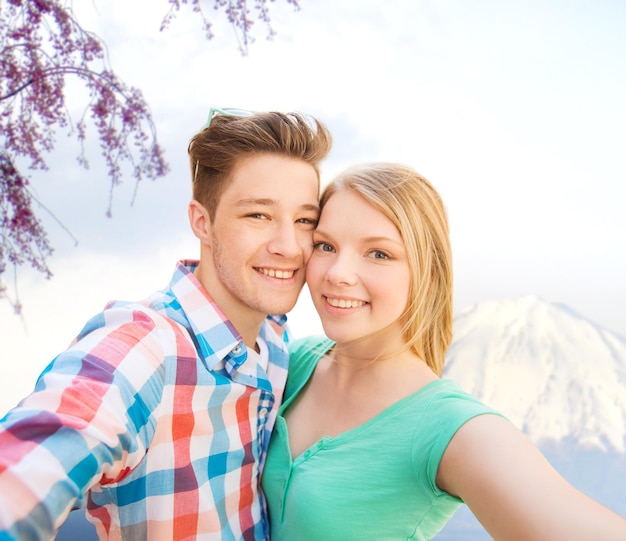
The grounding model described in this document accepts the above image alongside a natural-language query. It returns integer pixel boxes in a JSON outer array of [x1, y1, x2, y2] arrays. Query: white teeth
[[326, 297, 366, 309], [259, 268, 294, 279]]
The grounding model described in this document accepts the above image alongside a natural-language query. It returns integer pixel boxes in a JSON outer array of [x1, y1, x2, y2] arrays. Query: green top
[[261, 336, 504, 540]]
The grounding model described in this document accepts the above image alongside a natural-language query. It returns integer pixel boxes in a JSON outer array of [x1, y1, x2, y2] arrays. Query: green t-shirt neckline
[[262, 336, 503, 541]]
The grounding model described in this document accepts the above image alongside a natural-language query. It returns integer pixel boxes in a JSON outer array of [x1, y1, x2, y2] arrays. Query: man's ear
[[188, 199, 212, 243]]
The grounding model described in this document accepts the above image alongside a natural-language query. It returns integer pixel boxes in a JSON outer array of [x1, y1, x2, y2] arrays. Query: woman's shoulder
[[284, 335, 334, 402], [420, 378, 502, 418], [406, 379, 507, 460], [288, 335, 334, 364]]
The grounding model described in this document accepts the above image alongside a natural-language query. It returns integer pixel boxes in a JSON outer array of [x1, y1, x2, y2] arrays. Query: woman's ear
[[188, 199, 212, 243]]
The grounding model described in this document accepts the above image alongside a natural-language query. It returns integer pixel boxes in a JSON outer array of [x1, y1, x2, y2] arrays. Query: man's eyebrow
[[235, 198, 275, 207], [235, 199, 320, 212], [301, 203, 320, 213]]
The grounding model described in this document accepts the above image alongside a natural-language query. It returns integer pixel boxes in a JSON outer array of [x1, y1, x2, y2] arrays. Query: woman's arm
[[437, 414, 626, 540]]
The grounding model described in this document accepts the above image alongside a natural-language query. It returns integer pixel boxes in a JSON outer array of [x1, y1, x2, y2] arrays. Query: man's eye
[[246, 213, 268, 219], [297, 217, 318, 226]]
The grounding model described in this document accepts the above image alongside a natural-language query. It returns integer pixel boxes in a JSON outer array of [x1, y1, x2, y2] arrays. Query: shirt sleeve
[[0, 304, 169, 540], [411, 380, 506, 499]]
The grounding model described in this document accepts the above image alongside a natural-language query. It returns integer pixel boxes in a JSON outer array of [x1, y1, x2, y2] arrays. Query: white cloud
[[2, 0, 626, 413]]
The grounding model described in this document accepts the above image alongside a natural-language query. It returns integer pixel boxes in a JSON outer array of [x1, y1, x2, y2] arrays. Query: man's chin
[[261, 296, 301, 317]]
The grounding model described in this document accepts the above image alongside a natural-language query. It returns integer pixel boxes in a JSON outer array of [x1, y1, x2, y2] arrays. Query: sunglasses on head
[[194, 107, 257, 182], [204, 107, 255, 128]]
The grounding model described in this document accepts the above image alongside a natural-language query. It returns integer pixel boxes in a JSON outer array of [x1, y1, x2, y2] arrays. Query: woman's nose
[[325, 253, 358, 286]]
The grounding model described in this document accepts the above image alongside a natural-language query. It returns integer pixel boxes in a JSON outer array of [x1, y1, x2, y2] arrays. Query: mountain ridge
[[443, 294, 626, 452], [436, 295, 626, 539]]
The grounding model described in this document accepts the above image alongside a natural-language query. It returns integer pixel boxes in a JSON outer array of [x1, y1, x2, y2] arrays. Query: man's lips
[[255, 267, 296, 279]]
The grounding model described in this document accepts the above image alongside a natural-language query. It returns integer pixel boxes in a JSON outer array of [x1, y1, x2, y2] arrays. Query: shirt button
[[259, 407, 268, 416], [231, 344, 243, 355]]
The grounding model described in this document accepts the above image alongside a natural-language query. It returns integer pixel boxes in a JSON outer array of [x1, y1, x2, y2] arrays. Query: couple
[[0, 109, 624, 540]]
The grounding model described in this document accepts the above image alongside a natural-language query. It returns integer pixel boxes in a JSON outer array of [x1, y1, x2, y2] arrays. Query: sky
[[1, 0, 625, 413]]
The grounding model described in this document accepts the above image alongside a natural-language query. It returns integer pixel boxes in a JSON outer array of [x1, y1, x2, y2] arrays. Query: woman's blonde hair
[[320, 163, 453, 375]]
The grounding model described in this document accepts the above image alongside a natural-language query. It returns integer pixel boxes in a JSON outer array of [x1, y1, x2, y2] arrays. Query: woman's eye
[[371, 250, 390, 260], [313, 241, 334, 252]]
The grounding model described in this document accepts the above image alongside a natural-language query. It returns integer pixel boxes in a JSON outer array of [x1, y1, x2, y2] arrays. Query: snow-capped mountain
[[443, 295, 626, 452], [436, 296, 626, 539]]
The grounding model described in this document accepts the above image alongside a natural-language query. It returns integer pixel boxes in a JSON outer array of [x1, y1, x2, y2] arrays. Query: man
[[0, 108, 332, 540]]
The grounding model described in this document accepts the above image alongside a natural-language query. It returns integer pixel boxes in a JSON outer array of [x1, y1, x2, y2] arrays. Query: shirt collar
[[170, 260, 288, 370]]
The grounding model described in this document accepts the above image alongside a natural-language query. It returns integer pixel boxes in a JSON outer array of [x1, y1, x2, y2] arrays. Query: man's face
[[204, 153, 319, 329]]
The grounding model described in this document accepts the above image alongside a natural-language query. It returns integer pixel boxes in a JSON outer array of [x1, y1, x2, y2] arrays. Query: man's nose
[[267, 222, 305, 258]]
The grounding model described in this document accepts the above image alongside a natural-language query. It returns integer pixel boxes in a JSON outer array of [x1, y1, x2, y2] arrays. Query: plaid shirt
[[0, 261, 289, 540]]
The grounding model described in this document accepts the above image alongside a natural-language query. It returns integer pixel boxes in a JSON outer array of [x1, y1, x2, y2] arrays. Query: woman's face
[[306, 189, 411, 346]]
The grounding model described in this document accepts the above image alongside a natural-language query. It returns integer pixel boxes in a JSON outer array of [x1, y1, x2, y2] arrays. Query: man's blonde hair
[[188, 111, 332, 218]]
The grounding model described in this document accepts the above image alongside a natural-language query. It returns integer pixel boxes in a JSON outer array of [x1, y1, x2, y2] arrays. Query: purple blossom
[[161, 0, 300, 55], [1, 0, 170, 309], [1, 0, 299, 311]]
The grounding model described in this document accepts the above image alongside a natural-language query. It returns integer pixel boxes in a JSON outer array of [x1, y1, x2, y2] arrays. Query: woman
[[261, 163, 626, 540]]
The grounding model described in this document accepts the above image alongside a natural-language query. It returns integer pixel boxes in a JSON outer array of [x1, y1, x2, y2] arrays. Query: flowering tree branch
[[161, 0, 301, 55], [1, 0, 302, 313], [0, 0, 169, 311]]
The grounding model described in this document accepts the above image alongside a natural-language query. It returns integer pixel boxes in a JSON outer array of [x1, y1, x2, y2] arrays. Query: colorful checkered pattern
[[0, 261, 289, 540]]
